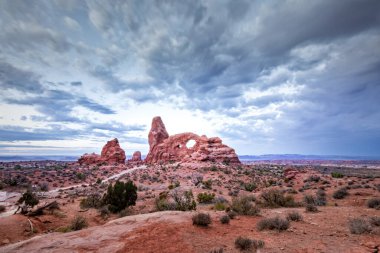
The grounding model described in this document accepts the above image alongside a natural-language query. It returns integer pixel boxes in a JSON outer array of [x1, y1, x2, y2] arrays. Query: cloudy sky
[[0, 0, 380, 157]]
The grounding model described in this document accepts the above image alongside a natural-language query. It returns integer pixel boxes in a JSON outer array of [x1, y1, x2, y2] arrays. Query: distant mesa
[[78, 117, 240, 165], [78, 138, 126, 165], [145, 116, 240, 164]]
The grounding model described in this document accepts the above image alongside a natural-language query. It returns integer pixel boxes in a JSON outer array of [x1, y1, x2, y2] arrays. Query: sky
[[0, 0, 380, 157]]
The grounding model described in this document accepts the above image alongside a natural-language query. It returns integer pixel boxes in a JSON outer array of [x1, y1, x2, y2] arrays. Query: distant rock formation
[[78, 138, 126, 165], [130, 151, 142, 162], [145, 116, 240, 164]]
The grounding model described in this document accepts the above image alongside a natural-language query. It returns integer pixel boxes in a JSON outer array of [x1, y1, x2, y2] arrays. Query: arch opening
[[186, 139, 196, 149]]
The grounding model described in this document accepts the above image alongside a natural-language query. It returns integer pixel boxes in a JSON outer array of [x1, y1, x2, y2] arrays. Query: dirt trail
[[0, 165, 147, 218]]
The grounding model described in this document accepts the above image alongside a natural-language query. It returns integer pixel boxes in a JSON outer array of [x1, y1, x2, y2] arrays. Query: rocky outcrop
[[100, 138, 126, 164], [78, 153, 101, 165], [145, 117, 240, 164], [78, 138, 126, 165], [130, 151, 142, 162], [148, 116, 169, 153]]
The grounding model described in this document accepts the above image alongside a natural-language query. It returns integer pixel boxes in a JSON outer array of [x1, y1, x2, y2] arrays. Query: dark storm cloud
[[5, 90, 115, 119], [0, 0, 380, 155], [0, 62, 43, 93], [0, 125, 82, 141]]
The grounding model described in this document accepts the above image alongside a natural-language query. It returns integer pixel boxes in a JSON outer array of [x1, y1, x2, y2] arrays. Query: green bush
[[197, 192, 215, 203], [70, 216, 88, 231], [203, 179, 213, 189], [103, 180, 137, 213], [76, 172, 86, 181], [260, 189, 297, 208], [18, 189, 39, 208], [244, 183, 257, 192], [231, 195, 260, 216], [333, 187, 348, 199], [214, 202, 226, 211], [331, 172, 344, 178], [172, 189, 197, 211], [234, 236, 264, 252], [257, 216, 289, 232], [192, 213, 211, 226]]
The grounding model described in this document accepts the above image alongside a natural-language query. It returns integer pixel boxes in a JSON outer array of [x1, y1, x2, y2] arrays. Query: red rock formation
[[145, 117, 240, 164], [130, 151, 142, 162], [78, 138, 126, 165], [100, 138, 126, 164], [148, 116, 169, 152], [78, 153, 101, 165]]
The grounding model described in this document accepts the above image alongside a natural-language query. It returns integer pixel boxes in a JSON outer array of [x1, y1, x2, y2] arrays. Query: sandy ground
[[0, 162, 379, 252], [1, 207, 379, 253]]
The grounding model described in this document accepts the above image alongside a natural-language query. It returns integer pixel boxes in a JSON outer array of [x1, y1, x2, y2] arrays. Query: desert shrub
[[257, 216, 289, 231], [244, 183, 257, 192], [367, 198, 380, 209], [370, 216, 380, 227], [70, 216, 88, 231], [333, 187, 348, 199], [303, 195, 316, 205], [286, 211, 303, 221], [192, 212, 211, 226], [103, 180, 137, 213], [76, 172, 86, 181], [39, 182, 49, 192], [118, 208, 133, 218], [197, 192, 215, 203], [98, 206, 110, 219], [315, 189, 327, 206], [17, 189, 39, 208], [168, 181, 180, 190], [227, 210, 237, 219], [209, 248, 224, 253], [220, 215, 230, 224], [234, 236, 264, 252], [0, 205, 5, 212], [305, 204, 318, 212], [306, 175, 320, 182], [203, 179, 213, 189], [155, 198, 176, 211], [231, 195, 260, 216], [80, 193, 102, 209], [172, 189, 197, 211], [331, 172, 344, 178], [191, 173, 203, 186], [214, 202, 226, 211], [348, 218, 372, 234], [260, 189, 297, 208]]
